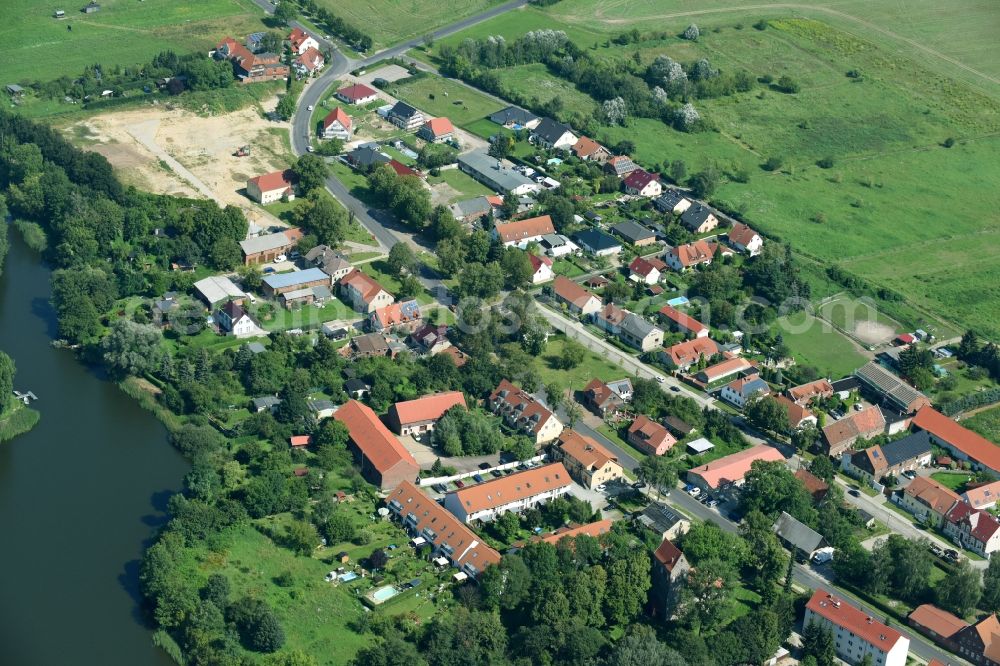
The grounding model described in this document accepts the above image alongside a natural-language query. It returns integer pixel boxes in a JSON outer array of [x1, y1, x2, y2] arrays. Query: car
[[307, 105, 314, 111], [473, 474, 484, 483], [263, 267, 276, 274], [434, 484, 447, 494], [306, 146, 314, 153], [454, 480, 465, 489], [670, 386, 680, 392], [700, 494, 712, 504], [479, 462, 491, 470], [706, 498, 719, 508], [656, 376, 665, 384], [903, 470, 917, 479], [848, 489, 861, 497], [687, 487, 701, 497], [595, 484, 607, 492], [929, 545, 945, 557], [274, 254, 287, 263], [632, 481, 646, 490], [491, 470, 502, 478]]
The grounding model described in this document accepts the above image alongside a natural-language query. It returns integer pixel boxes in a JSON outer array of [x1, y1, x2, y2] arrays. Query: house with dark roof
[[944, 502, 1000, 558], [489, 106, 540, 129], [654, 189, 692, 215], [574, 229, 622, 256], [951, 614, 1000, 666], [410, 323, 450, 354], [531, 118, 577, 149], [346, 145, 390, 170], [619, 313, 664, 352], [841, 430, 932, 481], [664, 415, 695, 437], [387, 101, 424, 131], [217, 301, 258, 337], [773, 511, 827, 557], [636, 503, 689, 541], [612, 220, 657, 247], [449, 195, 497, 224], [680, 205, 719, 234]]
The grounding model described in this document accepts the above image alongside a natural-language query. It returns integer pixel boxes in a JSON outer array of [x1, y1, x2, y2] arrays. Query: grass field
[[777, 311, 869, 377], [931, 471, 974, 492], [0, 403, 40, 443], [427, 168, 494, 202], [535, 335, 633, 391], [435, 9, 1000, 338], [962, 405, 1000, 445], [1, 0, 266, 84], [387, 75, 504, 128]]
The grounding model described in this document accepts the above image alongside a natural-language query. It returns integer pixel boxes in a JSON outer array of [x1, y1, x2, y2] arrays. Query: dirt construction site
[[67, 98, 295, 229]]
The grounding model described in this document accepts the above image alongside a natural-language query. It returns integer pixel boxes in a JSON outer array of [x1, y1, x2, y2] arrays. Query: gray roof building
[[611, 220, 656, 245], [532, 117, 576, 147], [489, 106, 539, 127], [654, 190, 690, 214], [855, 361, 930, 413], [573, 229, 622, 254], [458, 150, 538, 195], [449, 196, 494, 220], [637, 503, 689, 538], [252, 396, 281, 411], [680, 205, 717, 232], [347, 145, 390, 169], [772, 511, 827, 555], [620, 313, 658, 340], [193, 275, 246, 306]]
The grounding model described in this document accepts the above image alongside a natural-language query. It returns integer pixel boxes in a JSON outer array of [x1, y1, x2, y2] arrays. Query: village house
[[336, 83, 378, 105], [720, 376, 771, 410], [444, 463, 573, 523], [261, 267, 330, 297], [386, 159, 421, 179], [346, 145, 390, 171], [386, 391, 467, 436], [571, 136, 611, 162], [660, 337, 720, 371], [612, 220, 658, 247], [821, 404, 887, 457], [528, 254, 554, 284], [293, 47, 325, 75], [622, 169, 662, 198], [410, 323, 450, 355], [665, 239, 726, 271], [320, 107, 351, 140], [305, 245, 353, 281], [536, 519, 614, 546], [773, 511, 827, 559], [605, 155, 638, 177], [531, 118, 577, 150], [552, 276, 601, 316], [841, 430, 932, 482], [215, 37, 288, 83], [628, 415, 677, 456], [908, 604, 969, 654], [246, 170, 295, 204], [493, 214, 555, 248], [350, 333, 390, 359], [369, 299, 421, 332], [193, 275, 245, 308], [696, 357, 754, 386], [728, 222, 763, 256], [552, 429, 624, 489], [804, 591, 910, 666], [583, 378, 626, 417], [458, 150, 539, 195], [573, 229, 622, 256], [637, 503, 690, 542], [489, 106, 540, 129], [679, 205, 719, 235], [417, 117, 455, 143], [654, 189, 692, 215], [386, 481, 501, 578], [788, 378, 835, 406], [619, 313, 664, 352], [773, 395, 817, 431], [795, 469, 830, 503], [687, 444, 784, 491], [449, 195, 500, 224], [944, 502, 1000, 559], [962, 480, 1000, 510], [651, 538, 690, 617], [339, 269, 394, 313], [333, 400, 419, 490], [287, 27, 319, 55], [488, 379, 564, 444], [899, 476, 961, 526], [540, 233, 578, 258], [951, 614, 1000, 665], [216, 301, 258, 337], [628, 256, 662, 285], [912, 406, 1000, 478], [594, 302, 628, 336], [239, 228, 303, 265], [856, 361, 931, 414], [658, 305, 708, 338]]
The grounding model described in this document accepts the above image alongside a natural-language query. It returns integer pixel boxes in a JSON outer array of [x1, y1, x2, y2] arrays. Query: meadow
[[433, 11, 1000, 338], [776, 311, 869, 378], [0, 0, 266, 84], [963, 405, 1000, 445], [387, 75, 505, 128]]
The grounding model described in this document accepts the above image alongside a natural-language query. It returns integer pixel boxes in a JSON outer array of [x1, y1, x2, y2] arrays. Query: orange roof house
[[788, 379, 835, 405], [554, 429, 624, 489], [665, 239, 725, 271], [443, 462, 572, 523], [658, 305, 708, 338], [333, 400, 418, 490], [628, 415, 677, 456], [488, 380, 564, 444], [687, 444, 784, 490], [320, 107, 352, 139], [418, 117, 455, 143], [805, 591, 909, 664], [775, 394, 817, 430], [901, 476, 960, 523], [289, 435, 310, 447], [913, 406, 1000, 475], [493, 214, 556, 246], [538, 518, 614, 544], [794, 468, 829, 503], [340, 269, 394, 313], [660, 337, 720, 370], [821, 404, 886, 457], [551, 276, 601, 316], [908, 604, 969, 643], [246, 170, 295, 204], [571, 136, 610, 162], [386, 391, 467, 436]]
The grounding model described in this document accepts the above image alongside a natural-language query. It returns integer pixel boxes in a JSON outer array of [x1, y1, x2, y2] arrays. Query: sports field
[[0, 0, 266, 84], [435, 7, 1000, 338], [776, 311, 869, 378], [817, 295, 902, 346]]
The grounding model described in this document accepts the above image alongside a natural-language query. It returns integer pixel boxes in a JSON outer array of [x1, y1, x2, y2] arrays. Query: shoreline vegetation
[[0, 402, 40, 444]]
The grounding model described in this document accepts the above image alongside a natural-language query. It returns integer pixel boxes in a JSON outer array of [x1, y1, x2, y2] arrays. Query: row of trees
[[287, 0, 373, 51]]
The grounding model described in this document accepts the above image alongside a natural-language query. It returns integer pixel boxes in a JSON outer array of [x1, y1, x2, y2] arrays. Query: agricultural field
[[435, 9, 1000, 338], [387, 75, 505, 128], [776, 311, 869, 378], [962, 404, 1000, 445], [0, 0, 266, 84]]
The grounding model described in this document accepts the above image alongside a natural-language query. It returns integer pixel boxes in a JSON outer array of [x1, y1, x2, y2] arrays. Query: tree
[[273, 1, 297, 24], [936, 559, 982, 617], [101, 318, 162, 377], [688, 168, 720, 198], [603, 549, 651, 625], [201, 573, 231, 609], [350, 633, 427, 666], [293, 154, 329, 194], [740, 509, 788, 591], [0, 351, 15, 415], [494, 511, 521, 543], [602, 97, 627, 125], [501, 249, 534, 289], [683, 24, 700, 40], [559, 339, 586, 369], [276, 93, 297, 121], [488, 133, 515, 160], [230, 597, 285, 653], [285, 520, 319, 556], [982, 555, 1000, 612], [604, 625, 686, 666], [801, 620, 836, 666], [958, 329, 980, 360], [676, 556, 735, 630], [368, 548, 389, 571], [745, 396, 789, 435], [739, 460, 816, 523], [809, 454, 836, 482], [291, 191, 347, 246], [386, 242, 417, 277]]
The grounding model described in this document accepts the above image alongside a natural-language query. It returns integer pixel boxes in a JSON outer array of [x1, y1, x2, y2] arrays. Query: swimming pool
[[370, 585, 400, 603], [338, 572, 359, 583]]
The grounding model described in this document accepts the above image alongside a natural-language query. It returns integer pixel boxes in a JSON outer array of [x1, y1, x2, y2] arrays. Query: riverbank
[[0, 403, 40, 443]]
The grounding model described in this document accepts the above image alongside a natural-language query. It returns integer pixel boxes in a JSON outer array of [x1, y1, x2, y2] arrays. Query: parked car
[[903, 470, 917, 479], [454, 480, 465, 489], [700, 494, 712, 504], [929, 545, 945, 557], [670, 386, 680, 392], [473, 474, 484, 483], [632, 481, 646, 490], [595, 484, 607, 492], [687, 487, 701, 497], [706, 498, 719, 508], [848, 488, 861, 497], [274, 254, 287, 263], [656, 376, 665, 384], [479, 462, 491, 470]]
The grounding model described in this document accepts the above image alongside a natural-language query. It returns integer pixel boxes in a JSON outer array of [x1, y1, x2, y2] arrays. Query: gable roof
[[613, 220, 656, 244], [913, 406, 1000, 474], [390, 391, 466, 426], [622, 168, 659, 191], [337, 83, 377, 102], [945, 502, 1000, 543], [552, 276, 599, 309], [387, 159, 420, 178], [489, 379, 559, 436], [574, 228, 621, 253], [794, 468, 829, 499], [774, 395, 814, 428], [680, 204, 716, 231], [663, 337, 719, 367], [963, 480, 1000, 509], [527, 253, 553, 273], [688, 444, 784, 489], [702, 357, 753, 382], [450, 462, 572, 514], [606, 155, 637, 174], [423, 117, 454, 137], [909, 604, 969, 640], [628, 415, 675, 447], [880, 430, 932, 467], [620, 312, 660, 340], [489, 106, 538, 126], [596, 302, 628, 327], [773, 511, 826, 553], [221, 300, 248, 321], [658, 305, 707, 336], [628, 257, 659, 279], [348, 145, 390, 168], [557, 429, 618, 471], [372, 299, 420, 328], [639, 502, 686, 534], [494, 215, 555, 243], [725, 375, 770, 399], [322, 107, 351, 130], [571, 136, 607, 159], [855, 361, 930, 412], [584, 378, 618, 409], [333, 400, 417, 475], [295, 46, 324, 70], [729, 222, 760, 247], [788, 379, 834, 404], [904, 476, 961, 514], [341, 269, 390, 303], [653, 538, 686, 572], [288, 27, 312, 49], [822, 404, 886, 448], [533, 117, 575, 144], [248, 169, 294, 193], [668, 239, 719, 268], [806, 590, 906, 651], [539, 519, 614, 544]]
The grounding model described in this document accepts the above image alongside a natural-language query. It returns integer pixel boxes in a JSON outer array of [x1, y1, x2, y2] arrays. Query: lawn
[[535, 334, 636, 391], [775, 311, 869, 378], [252, 296, 359, 332], [426, 168, 494, 203], [311, 0, 503, 50], [0, 0, 265, 84], [931, 471, 974, 492], [387, 75, 505, 128], [962, 405, 1000, 445]]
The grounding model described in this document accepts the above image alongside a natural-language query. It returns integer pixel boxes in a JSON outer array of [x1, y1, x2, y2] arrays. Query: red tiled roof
[[623, 168, 658, 191], [794, 468, 829, 498], [822, 405, 886, 448], [775, 395, 815, 428], [728, 222, 759, 247], [659, 305, 706, 335], [553, 276, 598, 309], [596, 302, 628, 328], [495, 215, 555, 244], [571, 136, 606, 159], [904, 476, 961, 514], [702, 357, 753, 381], [337, 83, 377, 102], [388, 159, 420, 178], [248, 169, 294, 194], [585, 378, 617, 409], [909, 604, 969, 639], [913, 406, 1000, 473], [788, 379, 834, 405], [688, 444, 784, 489], [557, 429, 618, 471], [539, 519, 613, 544], [489, 379, 558, 436], [669, 239, 719, 268], [528, 253, 553, 272], [288, 27, 310, 50], [341, 269, 389, 304], [322, 107, 351, 130], [295, 46, 324, 70], [945, 501, 1000, 542], [629, 256, 660, 278], [390, 391, 466, 426], [663, 337, 719, 367], [807, 590, 906, 651], [333, 400, 417, 474], [423, 117, 454, 137], [289, 435, 310, 447], [628, 415, 676, 453], [653, 538, 685, 572], [451, 462, 572, 514], [963, 480, 1000, 508]]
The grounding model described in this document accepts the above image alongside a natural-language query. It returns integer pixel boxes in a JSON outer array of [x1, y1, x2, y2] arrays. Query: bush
[[683, 24, 700, 41], [943, 137, 956, 148], [762, 156, 783, 171], [816, 156, 835, 169], [753, 19, 768, 30]]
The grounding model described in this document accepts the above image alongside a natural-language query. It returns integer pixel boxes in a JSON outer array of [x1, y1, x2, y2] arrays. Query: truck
[[812, 547, 835, 565]]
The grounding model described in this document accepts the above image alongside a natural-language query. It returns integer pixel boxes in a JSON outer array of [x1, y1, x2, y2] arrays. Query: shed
[[6, 84, 24, 96], [686, 437, 714, 455], [772, 511, 827, 556]]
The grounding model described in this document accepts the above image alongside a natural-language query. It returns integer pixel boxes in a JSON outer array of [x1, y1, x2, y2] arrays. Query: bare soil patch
[[852, 321, 896, 346]]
